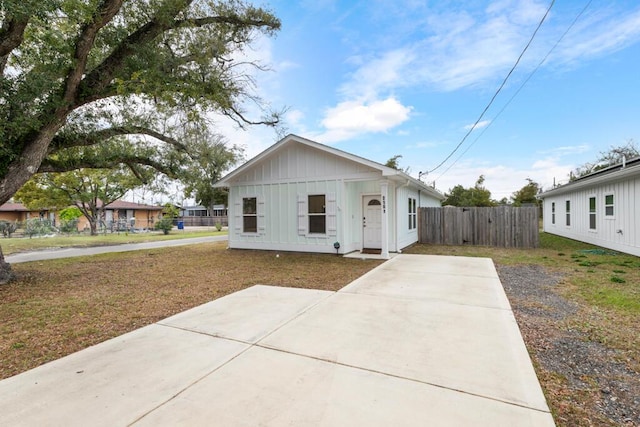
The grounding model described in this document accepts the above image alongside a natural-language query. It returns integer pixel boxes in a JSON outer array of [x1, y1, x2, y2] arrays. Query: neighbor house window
[[551, 202, 556, 225], [408, 198, 417, 230], [605, 194, 614, 217], [308, 194, 326, 234], [589, 197, 596, 230], [242, 197, 257, 233], [565, 200, 571, 226]]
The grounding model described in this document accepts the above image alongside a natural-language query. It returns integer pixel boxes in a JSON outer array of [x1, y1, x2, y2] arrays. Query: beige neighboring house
[[0, 202, 58, 224], [78, 200, 164, 231], [0, 200, 163, 232]]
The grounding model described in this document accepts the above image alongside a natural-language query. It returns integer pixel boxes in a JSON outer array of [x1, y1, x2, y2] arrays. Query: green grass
[[406, 232, 640, 314], [0, 229, 227, 255]]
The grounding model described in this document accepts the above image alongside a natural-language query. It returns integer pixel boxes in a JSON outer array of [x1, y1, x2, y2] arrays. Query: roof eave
[[539, 163, 640, 198]]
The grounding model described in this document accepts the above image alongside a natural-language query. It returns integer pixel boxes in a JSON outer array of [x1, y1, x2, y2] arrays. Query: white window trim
[[551, 202, 556, 226], [604, 193, 615, 219], [308, 194, 326, 235], [298, 193, 337, 237], [565, 200, 571, 227], [241, 196, 258, 235], [588, 196, 597, 232], [408, 197, 417, 231]]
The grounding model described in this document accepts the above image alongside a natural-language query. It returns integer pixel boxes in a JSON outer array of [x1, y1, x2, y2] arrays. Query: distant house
[[539, 156, 640, 256], [86, 200, 164, 231], [0, 202, 57, 224], [213, 134, 444, 258], [180, 205, 228, 218], [0, 200, 163, 232]]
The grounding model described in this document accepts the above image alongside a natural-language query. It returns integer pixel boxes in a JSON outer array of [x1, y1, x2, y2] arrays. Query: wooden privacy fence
[[418, 206, 539, 248]]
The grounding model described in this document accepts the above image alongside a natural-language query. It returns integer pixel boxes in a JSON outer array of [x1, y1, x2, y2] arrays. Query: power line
[[435, 0, 592, 182], [427, 0, 556, 174]]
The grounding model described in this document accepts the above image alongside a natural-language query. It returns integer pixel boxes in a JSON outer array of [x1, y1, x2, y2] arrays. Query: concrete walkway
[[4, 235, 228, 264], [0, 254, 554, 426]]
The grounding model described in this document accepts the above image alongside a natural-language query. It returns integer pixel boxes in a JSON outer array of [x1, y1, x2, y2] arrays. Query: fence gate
[[418, 206, 539, 248]]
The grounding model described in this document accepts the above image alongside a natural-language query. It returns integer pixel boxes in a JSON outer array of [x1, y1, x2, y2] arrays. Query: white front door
[[363, 195, 382, 249]]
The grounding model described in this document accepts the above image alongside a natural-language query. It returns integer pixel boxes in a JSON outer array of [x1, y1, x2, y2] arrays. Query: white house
[[213, 134, 444, 258], [539, 156, 640, 257]]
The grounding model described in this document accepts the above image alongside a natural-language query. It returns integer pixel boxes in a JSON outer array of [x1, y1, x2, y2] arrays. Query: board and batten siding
[[228, 143, 381, 185], [395, 186, 441, 250], [229, 180, 342, 253], [543, 176, 640, 256]]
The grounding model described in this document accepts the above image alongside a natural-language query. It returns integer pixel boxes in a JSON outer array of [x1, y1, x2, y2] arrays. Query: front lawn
[[1, 233, 638, 426], [0, 243, 382, 379], [0, 229, 226, 255]]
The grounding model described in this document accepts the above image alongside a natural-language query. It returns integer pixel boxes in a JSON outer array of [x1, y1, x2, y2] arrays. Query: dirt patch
[[498, 264, 640, 426]]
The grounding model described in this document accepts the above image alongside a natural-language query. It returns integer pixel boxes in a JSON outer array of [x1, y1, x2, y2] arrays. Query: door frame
[[362, 193, 382, 250]]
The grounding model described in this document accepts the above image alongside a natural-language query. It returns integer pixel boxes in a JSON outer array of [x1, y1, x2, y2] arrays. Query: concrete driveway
[[0, 254, 554, 426]]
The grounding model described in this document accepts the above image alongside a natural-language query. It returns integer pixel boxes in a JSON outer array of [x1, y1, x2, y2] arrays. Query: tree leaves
[[0, 0, 281, 204], [442, 175, 496, 207]]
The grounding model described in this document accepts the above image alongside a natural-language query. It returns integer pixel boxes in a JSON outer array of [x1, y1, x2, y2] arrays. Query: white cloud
[[550, 8, 640, 66], [340, 49, 415, 99], [316, 97, 412, 143], [285, 109, 305, 127], [312, 1, 640, 147], [334, 2, 640, 100], [538, 144, 591, 156], [464, 120, 491, 130], [428, 155, 575, 200]]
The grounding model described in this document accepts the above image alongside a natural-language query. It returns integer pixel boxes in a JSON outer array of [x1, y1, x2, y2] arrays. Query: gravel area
[[498, 264, 640, 426]]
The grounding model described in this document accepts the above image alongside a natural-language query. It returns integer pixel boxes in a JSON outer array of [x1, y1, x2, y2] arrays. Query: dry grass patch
[[0, 242, 383, 380]]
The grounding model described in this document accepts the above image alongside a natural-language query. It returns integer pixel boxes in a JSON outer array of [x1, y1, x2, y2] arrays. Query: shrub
[[0, 220, 17, 238], [60, 219, 79, 234], [24, 218, 56, 238], [215, 222, 222, 232], [154, 217, 174, 235]]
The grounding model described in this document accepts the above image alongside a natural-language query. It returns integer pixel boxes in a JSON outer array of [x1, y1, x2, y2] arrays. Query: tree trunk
[[0, 245, 15, 285], [89, 219, 98, 236]]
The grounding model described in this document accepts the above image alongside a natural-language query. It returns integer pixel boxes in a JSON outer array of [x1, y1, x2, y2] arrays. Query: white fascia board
[[385, 171, 445, 200], [214, 134, 396, 188]]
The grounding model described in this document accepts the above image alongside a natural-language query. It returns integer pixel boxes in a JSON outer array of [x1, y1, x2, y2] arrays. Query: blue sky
[[221, 0, 640, 200]]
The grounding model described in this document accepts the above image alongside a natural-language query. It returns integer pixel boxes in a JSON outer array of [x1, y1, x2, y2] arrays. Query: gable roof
[[539, 156, 640, 198], [0, 200, 162, 212], [0, 202, 29, 212], [215, 134, 444, 200], [104, 200, 163, 211]]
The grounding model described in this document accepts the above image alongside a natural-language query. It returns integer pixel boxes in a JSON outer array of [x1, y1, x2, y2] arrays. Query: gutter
[[540, 164, 640, 198]]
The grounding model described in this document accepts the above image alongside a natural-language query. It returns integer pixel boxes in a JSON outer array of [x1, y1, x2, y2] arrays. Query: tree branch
[[78, 0, 194, 104], [0, 16, 29, 74], [174, 15, 280, 31], [39, 155, 176, 178], [50, 126, 188, 152], [226, 105, 280, 127], [61, 0, 124, 107], [77, 2, 280, 107]]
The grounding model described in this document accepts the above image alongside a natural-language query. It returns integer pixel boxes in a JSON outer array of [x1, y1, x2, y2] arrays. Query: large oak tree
[[0, 0, 281, 282]]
